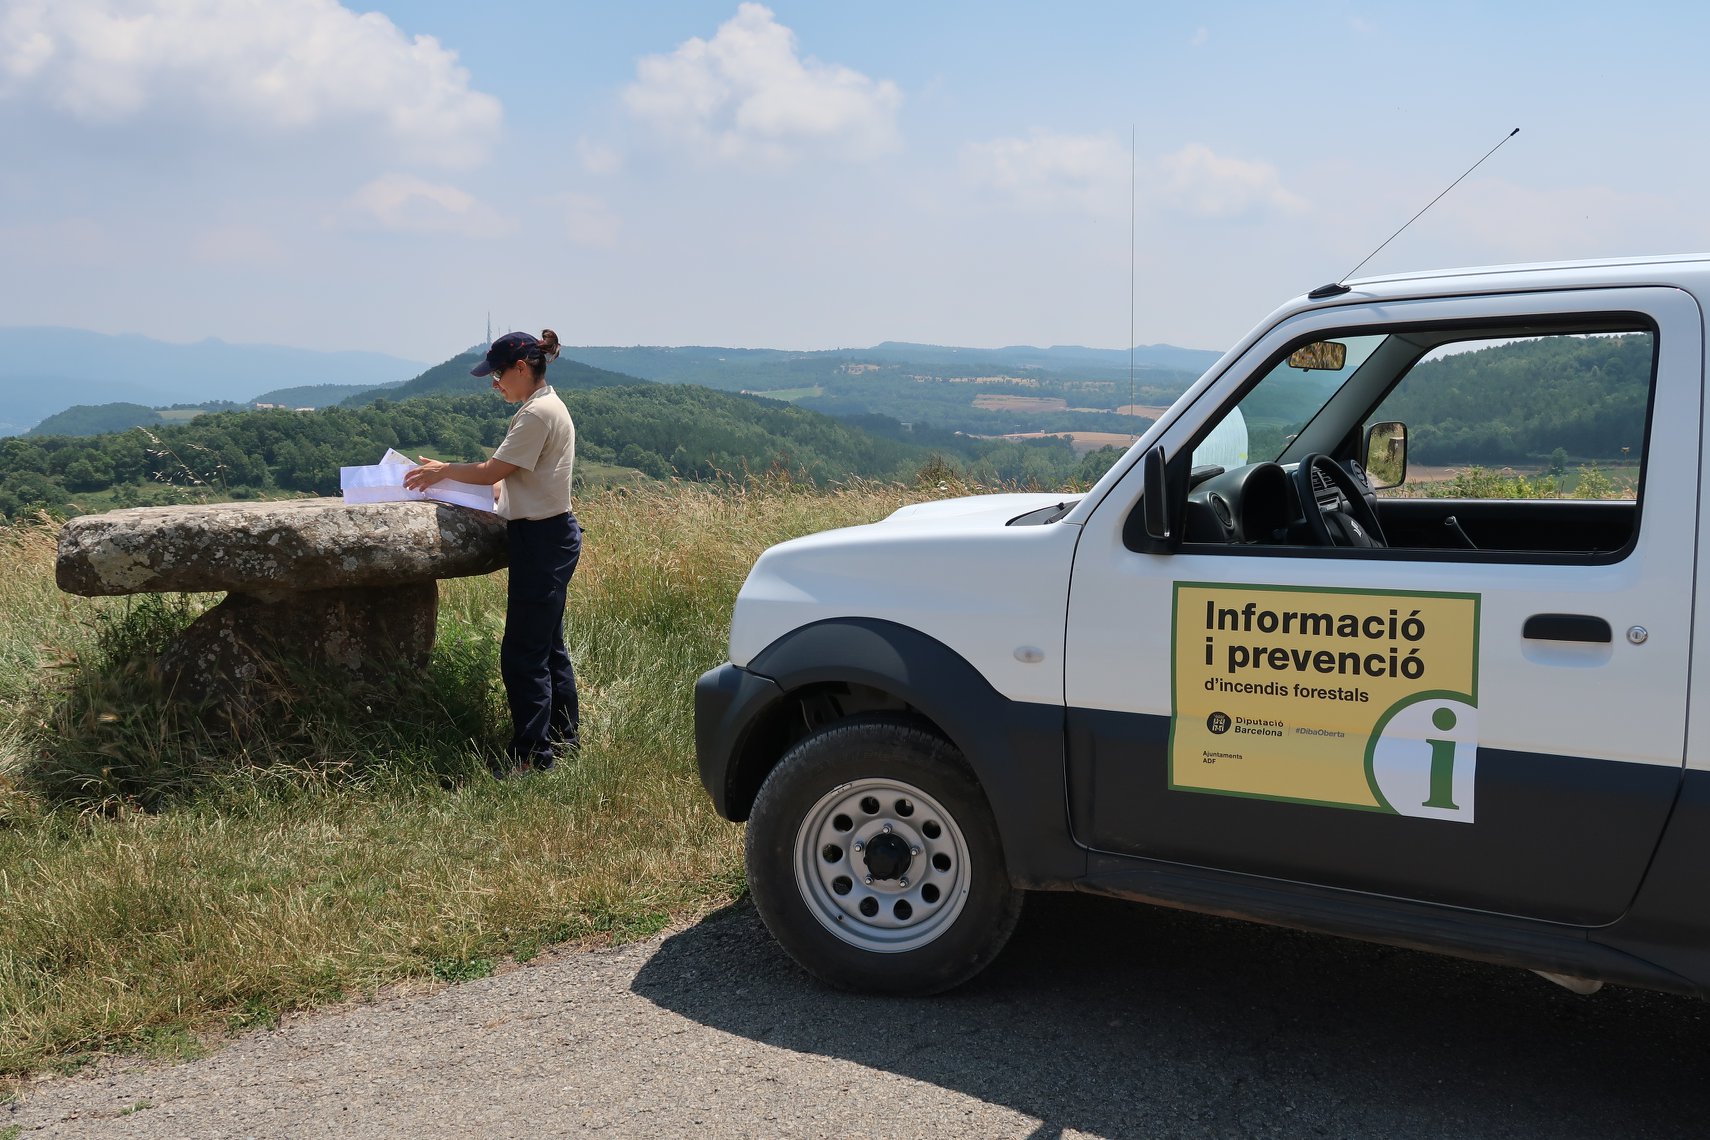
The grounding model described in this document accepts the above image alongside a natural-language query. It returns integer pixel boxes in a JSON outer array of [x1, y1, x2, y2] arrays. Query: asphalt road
[[10, 892, 1710, 1138]]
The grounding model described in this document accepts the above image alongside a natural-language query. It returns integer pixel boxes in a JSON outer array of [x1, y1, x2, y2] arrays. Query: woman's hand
[[402, 456, 519, 489], [402, 457, 448, 491]]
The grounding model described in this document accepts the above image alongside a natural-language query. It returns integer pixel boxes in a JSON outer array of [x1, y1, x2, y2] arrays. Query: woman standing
[[404, 329, 581, 776]]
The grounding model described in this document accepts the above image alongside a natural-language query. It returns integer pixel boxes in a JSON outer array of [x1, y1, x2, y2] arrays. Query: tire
[[745, 715, 1024, 995]]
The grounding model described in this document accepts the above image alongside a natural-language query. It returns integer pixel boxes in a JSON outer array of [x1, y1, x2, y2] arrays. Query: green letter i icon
[[1423, 707, 1460, 810]]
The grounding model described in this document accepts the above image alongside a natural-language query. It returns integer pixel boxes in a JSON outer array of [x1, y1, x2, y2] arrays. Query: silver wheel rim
[[793, 776, 972, 953]]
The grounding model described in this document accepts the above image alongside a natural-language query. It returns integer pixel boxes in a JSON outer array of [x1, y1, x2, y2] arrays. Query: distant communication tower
[[485, 312, 492, 346]]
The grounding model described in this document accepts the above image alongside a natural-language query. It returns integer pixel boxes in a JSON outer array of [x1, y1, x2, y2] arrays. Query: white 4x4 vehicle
[[696, 254, 1710, 997]]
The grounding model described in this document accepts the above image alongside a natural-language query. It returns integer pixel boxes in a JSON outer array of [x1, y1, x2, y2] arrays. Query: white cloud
[[555, 193, 620, 248], [0, 0, 501, 167], [577, 138, 623, 176], [959, 130, 1129, 215], [1190, 27, 1210, 47], [960, 134, 1308, 222], [1155, 143, 1306, 218], [624, 3, 902, 164], [346, 174, 508, 236]]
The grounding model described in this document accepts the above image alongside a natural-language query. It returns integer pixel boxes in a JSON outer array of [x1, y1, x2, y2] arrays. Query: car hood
[[880, 492, 1077, 527], [727, 490, 1083, 707]]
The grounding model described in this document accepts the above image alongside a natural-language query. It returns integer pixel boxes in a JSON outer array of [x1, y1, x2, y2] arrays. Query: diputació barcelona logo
[[1169, 582, 1480, 822]]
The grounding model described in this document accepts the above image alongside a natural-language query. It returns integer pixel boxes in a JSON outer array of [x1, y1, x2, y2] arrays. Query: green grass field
[[576, 459, 653, 487], [747, 385, 824, 402], [4, 456, 1628, 1088], [0, 478, 920, 1087]]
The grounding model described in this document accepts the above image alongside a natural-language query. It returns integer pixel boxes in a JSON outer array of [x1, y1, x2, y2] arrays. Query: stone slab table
[[56, 498, 508, 700]]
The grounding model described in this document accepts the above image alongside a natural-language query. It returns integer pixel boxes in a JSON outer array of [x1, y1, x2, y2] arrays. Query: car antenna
[[1308, 127, 1520, 300], [1128, 124, 1136, 443]]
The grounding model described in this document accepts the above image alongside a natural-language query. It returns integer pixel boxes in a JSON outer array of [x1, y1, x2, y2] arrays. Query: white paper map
[[340, 449, 496, 512]]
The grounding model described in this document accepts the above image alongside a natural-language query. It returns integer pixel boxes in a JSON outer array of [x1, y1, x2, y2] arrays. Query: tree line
[[1374, 333, 1651, 465], [0, 382, 1123, 519]]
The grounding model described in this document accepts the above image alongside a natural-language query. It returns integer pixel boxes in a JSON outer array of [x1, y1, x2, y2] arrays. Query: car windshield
[[1196, 334, 1389, 467]]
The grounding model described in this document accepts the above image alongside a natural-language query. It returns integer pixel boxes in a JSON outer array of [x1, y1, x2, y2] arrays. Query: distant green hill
[[27, 403, 164, 437], [0, 325, 426, 434], [343, 354, 647, 406], [26, 377, 429, 440], [0, 370, 1116, 519], [252, 382, 401, 409], [859, 340, 1221, 374], [27, 400, 247, 438], [0, 386, 860, 510], [558, 343, 1199, 437], [563, 342, 1219, 386]]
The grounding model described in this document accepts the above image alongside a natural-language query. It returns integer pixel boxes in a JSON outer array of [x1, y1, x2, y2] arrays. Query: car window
[[1370, 331, 1651, 501], [1176, 317, 1658, 560]]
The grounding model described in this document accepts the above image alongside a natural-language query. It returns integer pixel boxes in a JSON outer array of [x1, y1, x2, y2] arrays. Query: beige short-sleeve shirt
[[492, 386, 575, 521]]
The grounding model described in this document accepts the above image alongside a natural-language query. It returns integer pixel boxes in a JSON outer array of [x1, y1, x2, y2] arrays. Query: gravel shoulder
[[10, 893, 1710, 1139]]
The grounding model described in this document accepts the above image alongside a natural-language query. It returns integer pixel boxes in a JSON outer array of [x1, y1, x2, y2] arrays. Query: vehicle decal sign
[[1169, 582, 1480, 821]]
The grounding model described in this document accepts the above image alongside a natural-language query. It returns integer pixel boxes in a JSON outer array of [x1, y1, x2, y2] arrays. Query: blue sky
[[2, 0, 1706, 364]]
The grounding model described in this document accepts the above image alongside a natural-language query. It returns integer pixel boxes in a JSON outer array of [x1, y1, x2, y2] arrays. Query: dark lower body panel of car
[[1073, 765, 1710, 997], [1074, 842, 1710, 998]]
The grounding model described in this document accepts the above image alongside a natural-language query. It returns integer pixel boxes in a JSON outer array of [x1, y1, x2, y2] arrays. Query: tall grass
[[0, 478, 925, 1083]]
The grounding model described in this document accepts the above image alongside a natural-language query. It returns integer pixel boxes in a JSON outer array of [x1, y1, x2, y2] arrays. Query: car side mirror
[[1364, 420, 1407, 489], [1140, 445, 1179, 551]]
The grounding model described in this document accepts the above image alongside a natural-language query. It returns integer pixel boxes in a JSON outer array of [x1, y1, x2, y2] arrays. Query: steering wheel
[[1293, 454, 1387, 548]]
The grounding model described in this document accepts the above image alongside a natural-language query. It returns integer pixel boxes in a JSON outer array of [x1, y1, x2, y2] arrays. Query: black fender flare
[[711, 617, 1085, 887]]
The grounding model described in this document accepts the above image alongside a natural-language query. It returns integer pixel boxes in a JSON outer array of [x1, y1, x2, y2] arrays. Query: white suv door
[[1062, 287, 1700, 925]]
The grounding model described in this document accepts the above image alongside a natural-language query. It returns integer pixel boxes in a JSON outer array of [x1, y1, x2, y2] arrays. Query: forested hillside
[[343, 353, 645, 406], [26, 403, 164, 437], [565, 342, 1218, 386], [0, 380, 1118, 519], [25, 400, 249, 438], [560, 344, 1201, 436], [252, 382, 401, 408], [1376, 334, 1651, 464]]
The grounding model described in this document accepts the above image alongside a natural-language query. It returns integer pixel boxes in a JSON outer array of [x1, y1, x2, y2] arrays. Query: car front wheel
[[745, 715, 1024, 995]]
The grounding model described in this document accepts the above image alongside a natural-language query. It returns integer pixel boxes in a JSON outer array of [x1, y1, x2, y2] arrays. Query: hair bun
[[538, 328, 561, 362]]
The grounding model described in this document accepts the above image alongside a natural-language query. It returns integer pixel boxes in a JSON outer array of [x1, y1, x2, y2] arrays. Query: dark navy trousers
[[501, 512, 582, 763]]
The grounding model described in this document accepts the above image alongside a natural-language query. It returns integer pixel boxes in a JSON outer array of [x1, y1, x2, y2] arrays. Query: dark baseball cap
[[471, 331, 541, 377]]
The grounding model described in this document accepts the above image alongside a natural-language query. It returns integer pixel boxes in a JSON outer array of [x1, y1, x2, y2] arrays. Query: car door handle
[[1523, 614, 1612, 643]]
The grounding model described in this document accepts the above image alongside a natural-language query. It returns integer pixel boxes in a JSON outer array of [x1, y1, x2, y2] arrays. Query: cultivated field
[[1000, 430, 1140, 455], [972, 394, 1068, 412]]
